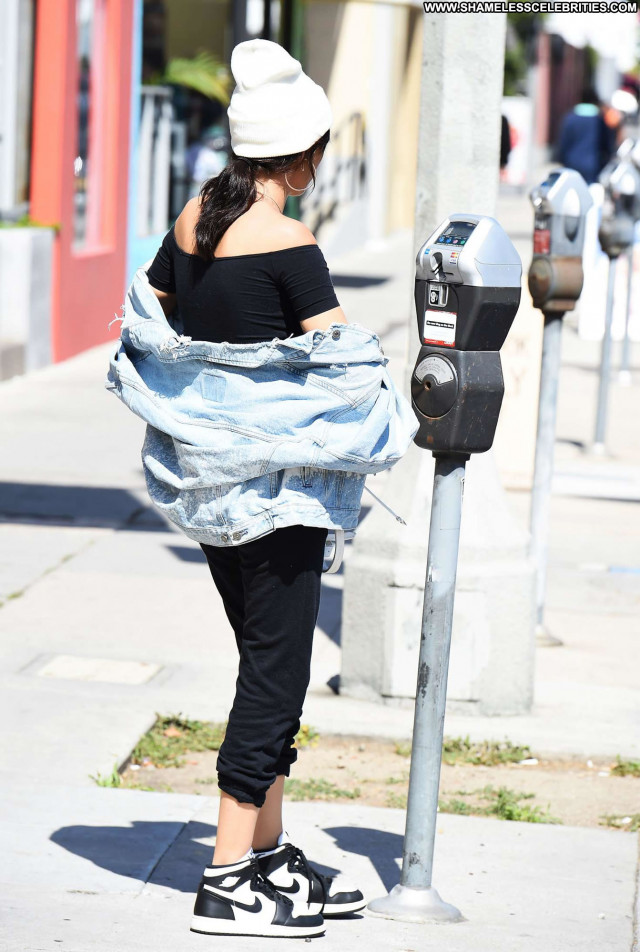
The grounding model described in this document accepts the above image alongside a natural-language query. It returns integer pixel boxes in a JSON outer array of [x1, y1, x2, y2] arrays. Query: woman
[[144, 39, 370, 939]]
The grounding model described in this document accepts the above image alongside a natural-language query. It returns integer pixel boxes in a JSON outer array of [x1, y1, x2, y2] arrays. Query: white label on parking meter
[[416, 355, 455, 385], [423, 309, 457, 347]]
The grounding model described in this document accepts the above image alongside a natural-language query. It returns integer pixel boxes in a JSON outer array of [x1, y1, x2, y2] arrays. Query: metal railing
[[302, 111, 367, 235]]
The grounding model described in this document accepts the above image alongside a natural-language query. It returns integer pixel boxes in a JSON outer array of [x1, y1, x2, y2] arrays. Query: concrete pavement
[[0, 184, 639, 949]]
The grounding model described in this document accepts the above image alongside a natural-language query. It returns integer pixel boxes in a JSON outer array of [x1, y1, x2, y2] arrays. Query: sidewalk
[[0, 187, 638, 950]]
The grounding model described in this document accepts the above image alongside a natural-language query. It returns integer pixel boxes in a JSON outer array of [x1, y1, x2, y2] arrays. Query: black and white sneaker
[[190, 853, 325, 938], [255, 833, 366, 918]]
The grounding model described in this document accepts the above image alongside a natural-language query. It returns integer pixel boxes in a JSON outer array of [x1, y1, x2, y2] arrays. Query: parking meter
[[368, 214, 522, 925], [526, 170, 592, 640], [528, 169, 593, 312], [598, 155, 640, 260], [411, 214, 522, 457], [591, 152, 640, 454]]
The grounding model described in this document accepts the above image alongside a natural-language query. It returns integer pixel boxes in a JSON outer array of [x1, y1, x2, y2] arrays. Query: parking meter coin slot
[[428, 282, 449, 308]]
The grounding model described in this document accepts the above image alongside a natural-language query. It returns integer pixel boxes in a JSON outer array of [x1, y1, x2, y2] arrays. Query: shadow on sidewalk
[[50, 819, 403, 895], [0, 481, 165, 530]]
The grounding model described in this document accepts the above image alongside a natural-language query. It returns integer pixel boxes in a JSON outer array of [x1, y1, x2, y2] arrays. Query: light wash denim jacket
[[104, 268, 418, 546]]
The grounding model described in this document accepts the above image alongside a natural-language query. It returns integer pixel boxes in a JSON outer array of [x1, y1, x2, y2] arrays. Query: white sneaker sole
[[322, 897, 367, 916], [190, 914, 325, 937]]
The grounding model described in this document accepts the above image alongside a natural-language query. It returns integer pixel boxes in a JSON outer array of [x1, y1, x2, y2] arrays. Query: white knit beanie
[[227, 39, 332, 159]]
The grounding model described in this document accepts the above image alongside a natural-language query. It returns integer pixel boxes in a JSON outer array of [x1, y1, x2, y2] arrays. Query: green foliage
[[160, 51, 231, 105], [284, 778, 360, 801], [394, 740, 412, 757], [130, 713, 227, 769], [611, 756, 640, 778], [0, 215, 60, 233], [439, 785, 561, 824], [294, 724, 319, 749], [395, 735, 532, 766], [385, 791, 407, 809], [504, 13, 547, 96], [600, 813, 640, 832], [89, 762, 122, 787], [443, 736, 532, 766]]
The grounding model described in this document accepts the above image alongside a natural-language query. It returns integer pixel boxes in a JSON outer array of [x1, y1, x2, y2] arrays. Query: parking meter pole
[[529, 311, 564, 638], [368, 455, 466, 923], [527, 169, 592, 640], [619, 244, 633, 386], [593, 257, 618, 453], [367, 213, 521, 926]]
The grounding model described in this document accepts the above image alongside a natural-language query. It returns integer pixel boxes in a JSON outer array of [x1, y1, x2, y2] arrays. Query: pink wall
[[30, 0, 135, 362]]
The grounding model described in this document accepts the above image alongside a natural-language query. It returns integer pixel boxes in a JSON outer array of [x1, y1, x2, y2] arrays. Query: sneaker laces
[[249, 858, 293, 907], [286, 845, 328, 906]]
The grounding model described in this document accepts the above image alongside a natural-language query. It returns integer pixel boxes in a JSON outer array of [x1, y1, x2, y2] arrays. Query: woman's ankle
[[252, 829, 284, 853], [210, 845, 253, 867]]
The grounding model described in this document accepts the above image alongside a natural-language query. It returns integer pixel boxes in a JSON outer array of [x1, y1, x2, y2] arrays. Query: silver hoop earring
[[284, 172, 313, 194]]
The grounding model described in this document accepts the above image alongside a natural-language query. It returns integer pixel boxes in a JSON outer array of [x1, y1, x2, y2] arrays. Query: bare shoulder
[[174, 197, 202, 254], [272, 217, 318, 250]]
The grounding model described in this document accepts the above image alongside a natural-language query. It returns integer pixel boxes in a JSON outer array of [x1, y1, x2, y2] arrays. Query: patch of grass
[[195, 777, 217, 786], [284, 778, 360, 801], [438, 796, 474, 816], [130, 713, 227, 769], [129, 783, 175, 793], [442, 736, 532, 766], [385, 791, 407, 809], [394, 741, 412, 757], [89, 763, 122, 787], [394, 735, 532, 766], [610, 756, 640, 778], [385, 774, 408, 785], [294, 724, 319, 749], [439, 785, 561, 824], [600, 813, 640, 832]]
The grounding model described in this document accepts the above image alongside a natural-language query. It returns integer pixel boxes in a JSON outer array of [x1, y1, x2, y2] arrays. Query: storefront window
[[73, 0, 99, 247]]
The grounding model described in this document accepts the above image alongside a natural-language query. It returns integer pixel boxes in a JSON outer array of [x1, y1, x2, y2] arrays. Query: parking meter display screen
[[435, 221, 477, 247]]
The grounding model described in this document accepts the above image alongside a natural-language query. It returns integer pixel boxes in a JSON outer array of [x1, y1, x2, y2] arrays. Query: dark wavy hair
[[195, 129, 331, 259]]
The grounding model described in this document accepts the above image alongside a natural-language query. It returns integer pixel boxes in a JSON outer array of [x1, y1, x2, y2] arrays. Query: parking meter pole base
[[535, 621, 564, 647], [366, 884, 464, 924]]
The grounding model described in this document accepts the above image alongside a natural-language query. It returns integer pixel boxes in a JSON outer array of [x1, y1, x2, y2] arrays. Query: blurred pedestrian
[[556, 87, 616, 185], [186, 124, 230, 198]]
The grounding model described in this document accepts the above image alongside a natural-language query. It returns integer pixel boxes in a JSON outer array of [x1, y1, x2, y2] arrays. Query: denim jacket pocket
[[200, 371, 227, 403]]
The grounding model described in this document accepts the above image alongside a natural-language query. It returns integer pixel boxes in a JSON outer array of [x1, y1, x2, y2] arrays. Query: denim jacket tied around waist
[[104, 267, 419, 546]]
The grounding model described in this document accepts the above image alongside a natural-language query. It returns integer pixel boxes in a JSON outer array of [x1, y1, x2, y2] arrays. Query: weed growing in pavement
[[284, 778, 361, 801], [385, 791, 408, 809], [89, 763, 122, 787], [128, 715, 317, 770], [294, 724, 320, 749], [394, 741, 412, 757], [610, 756, 640, 778], [438, 785, 560, 823], [385, 774, 409, 785], [130, 713, 227, 769], [394, 735, 533, 766], [600, 813, 640, 832]]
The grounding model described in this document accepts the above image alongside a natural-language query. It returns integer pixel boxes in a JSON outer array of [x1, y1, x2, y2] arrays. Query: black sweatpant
[[200, 524, 328, 808]]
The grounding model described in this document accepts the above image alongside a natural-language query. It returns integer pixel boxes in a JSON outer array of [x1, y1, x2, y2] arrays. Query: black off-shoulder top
[[146, 224, 341, 344]]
